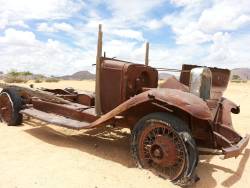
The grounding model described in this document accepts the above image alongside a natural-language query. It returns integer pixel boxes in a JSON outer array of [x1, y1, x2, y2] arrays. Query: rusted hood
[[90, 88, 212, 128], [148, 88, 212, 120]]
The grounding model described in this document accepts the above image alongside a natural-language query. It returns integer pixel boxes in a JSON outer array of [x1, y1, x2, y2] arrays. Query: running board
[[20, 108, 90, 130]]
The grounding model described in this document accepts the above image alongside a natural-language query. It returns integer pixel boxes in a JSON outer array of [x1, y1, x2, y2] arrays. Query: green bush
[[34, 75, 45, 83], [3, 70, 30, 83], [45, 77, 60, 83], [3, 76, 28, 83], [34, 79, 43, 83], [232, 74, 241, 80]]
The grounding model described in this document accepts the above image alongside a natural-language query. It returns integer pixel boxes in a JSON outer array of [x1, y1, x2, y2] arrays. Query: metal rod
[[145, 42, 149, 66], [156, 68, 190, 72], [95, 24, 103, 116]]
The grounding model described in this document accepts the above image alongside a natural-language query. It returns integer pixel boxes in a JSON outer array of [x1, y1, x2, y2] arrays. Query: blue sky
[[0, 0, 250, 76]]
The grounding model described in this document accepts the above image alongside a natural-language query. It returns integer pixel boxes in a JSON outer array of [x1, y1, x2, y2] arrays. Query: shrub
[[45, 77, 60, 83], [34, 79, 43, 83], [4, 70, 29, 83], [34, 75, 45, 83], [3, 75, 28, 83], [232, 74, 241, 80]]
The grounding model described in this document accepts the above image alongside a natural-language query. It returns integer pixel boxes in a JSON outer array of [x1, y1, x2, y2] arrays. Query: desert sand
[[0, 80, 249, 188]]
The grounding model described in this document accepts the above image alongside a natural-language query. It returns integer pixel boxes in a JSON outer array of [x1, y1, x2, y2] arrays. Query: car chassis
[[0, 25, 249, 186]]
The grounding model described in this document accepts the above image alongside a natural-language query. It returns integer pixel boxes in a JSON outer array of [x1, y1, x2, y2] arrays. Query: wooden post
[[145, 42, 149, 66], [95, 24, 103, 116]]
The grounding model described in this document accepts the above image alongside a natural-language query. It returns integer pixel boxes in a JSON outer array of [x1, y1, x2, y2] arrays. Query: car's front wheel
[[131, 112, 198, 186]]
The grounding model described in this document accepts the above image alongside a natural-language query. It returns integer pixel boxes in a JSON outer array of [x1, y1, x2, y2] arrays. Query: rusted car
[[0, 25, 249, 186]]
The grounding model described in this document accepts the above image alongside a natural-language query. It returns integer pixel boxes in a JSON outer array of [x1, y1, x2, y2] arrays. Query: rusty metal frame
[[0, 26, 248, 163]]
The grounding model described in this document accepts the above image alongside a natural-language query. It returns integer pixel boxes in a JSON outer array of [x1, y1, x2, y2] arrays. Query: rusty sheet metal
[[180, 64, 230, 100], [215, 123, 242, 144], [100, 58, 158, 113], [32, 99, 97, 122], [222, 134, 250, 159], [89, 88, 212, 128], [0, 83, 71, 104], [41, 88, 72, 95], [77, 93, 95, 106], [150, 89, 212, 119], [159, 76, 189, 92], [21, 108, 90, 130], [180, 64, 231, 100], [216, 98, 240, 126], [180, 64, 230, 89]]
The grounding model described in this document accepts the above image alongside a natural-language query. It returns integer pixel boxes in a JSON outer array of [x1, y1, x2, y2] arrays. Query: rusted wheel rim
[[0, 92, 13, 124], [138, 120, 186, 180]]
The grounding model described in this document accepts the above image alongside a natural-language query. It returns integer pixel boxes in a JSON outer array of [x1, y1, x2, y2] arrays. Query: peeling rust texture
[[90, 88, 212, 128], [180, 64, 231, 100], [159, 76, 189, 92], [100, 58, 158, 113], [0, 60, 248, 159]]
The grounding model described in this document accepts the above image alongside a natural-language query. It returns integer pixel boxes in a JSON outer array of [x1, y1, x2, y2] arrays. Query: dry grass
[[0, 80, 249, 188], [3, 75, 28, 83]]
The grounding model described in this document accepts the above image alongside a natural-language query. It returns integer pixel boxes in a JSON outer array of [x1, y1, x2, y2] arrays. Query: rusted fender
[[149, 88, 212, 119], [221, 98, 240, 114], [217, 98, 240, 127], [90, 88, 212, 127]]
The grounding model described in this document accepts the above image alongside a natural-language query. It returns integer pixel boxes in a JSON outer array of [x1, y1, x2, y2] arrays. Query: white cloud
[[146, 19, 164, 30], [0, 0, 84, 29], [157, 0, 250, 46], [37, 23, 55, 33], [174, 22, 212, 44], [0, 0, 250, 76], [0, 18, 8, 29], [112, 29, 145, 41], [0, 28, 37, 46], [37, 22, 74, 33], [170, 0, 201, 7], [104, 0, 166, 19], [202, 32, 250, 68], [0, 28, 94, 75], [198, 0, 250, 32]]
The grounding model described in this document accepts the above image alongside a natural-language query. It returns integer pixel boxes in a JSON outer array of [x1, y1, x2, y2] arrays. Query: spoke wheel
[[0, 92, 13, 124], [138, 120, 186, 180], [0, 88, 23, 126], [131, 112, 198, 186]]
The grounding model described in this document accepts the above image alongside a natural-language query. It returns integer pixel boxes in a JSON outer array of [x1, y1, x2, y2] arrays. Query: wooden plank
[[21, 108, 90, 130]]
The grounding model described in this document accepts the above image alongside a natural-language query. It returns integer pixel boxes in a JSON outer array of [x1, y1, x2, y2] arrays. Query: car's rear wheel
[[131, 112, 198, 186], [0, 88, 23, 126]]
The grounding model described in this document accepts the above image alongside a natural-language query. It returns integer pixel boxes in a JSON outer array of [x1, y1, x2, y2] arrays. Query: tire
[[131, 112, 198, 186], [0, 88, 23, 126]]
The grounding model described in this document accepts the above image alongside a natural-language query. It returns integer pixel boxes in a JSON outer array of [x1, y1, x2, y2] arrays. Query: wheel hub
[[149, 135, 177, 166], [138, 120, 186, 180]]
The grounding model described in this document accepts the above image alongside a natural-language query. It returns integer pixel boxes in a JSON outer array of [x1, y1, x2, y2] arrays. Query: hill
[[59, 71, 95, 80], [231, 68, 250, 80]]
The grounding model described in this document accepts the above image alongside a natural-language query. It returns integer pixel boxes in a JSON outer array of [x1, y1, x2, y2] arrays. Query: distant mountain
[[59, 71, 95, 80], [231, 68, 250, 80]]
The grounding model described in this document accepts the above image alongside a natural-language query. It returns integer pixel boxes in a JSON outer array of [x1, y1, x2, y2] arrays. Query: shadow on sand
[[24, 119, 135, 168], [23, 119, 250, 188]]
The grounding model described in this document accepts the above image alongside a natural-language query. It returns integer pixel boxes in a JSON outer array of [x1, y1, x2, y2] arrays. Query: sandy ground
[[0, 80, 249, 188]]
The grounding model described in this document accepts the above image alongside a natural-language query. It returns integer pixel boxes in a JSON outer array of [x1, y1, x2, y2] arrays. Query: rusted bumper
[[222, 134, 250, 159]]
